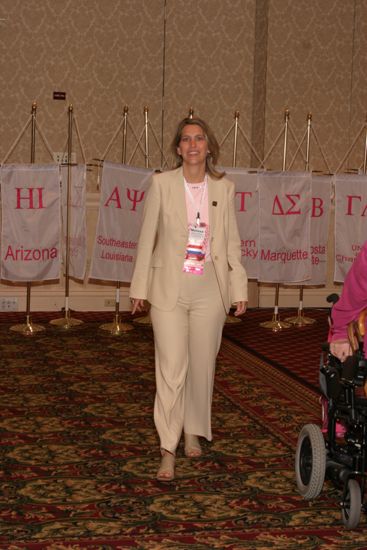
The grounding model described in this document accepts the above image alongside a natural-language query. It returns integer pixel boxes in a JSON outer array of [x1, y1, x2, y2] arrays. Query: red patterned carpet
[[1, 308, 367, 548], [224, 307, 329, 393]]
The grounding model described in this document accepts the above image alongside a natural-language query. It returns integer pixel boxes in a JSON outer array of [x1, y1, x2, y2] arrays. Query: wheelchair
[[295, 305, 367, 529]]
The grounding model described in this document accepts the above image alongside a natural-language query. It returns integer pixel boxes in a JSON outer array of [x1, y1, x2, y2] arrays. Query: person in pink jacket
[[321, 241, 367, 436], [329, 241, 367, 361]]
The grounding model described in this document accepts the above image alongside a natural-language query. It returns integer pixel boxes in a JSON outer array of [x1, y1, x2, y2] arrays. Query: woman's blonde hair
[[171, 117, 225, 180]]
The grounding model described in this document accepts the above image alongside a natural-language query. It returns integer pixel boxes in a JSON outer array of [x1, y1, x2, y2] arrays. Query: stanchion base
[[133, 314, 152, 326], [225, 314, 242, 324], [10, 322, 45, 335], [260, 315, 291, 332], [50, 317, 84, 329], [284, 312, 316, 327], [100, 320, 134, 335]]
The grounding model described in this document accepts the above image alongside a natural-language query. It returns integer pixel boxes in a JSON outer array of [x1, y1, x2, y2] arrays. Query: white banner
[[334, 174, 367, 282], [308, 174, 332, 285], [61, 164, 87, 280], [258, 171, 312, 283], [89, 162, 153, 282], [0, 164, 61, 281], [225, 168, 259, 279]]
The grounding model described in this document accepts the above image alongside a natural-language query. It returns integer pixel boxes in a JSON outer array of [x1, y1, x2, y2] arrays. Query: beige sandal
[[184, 434, 202, 458], [157, 450, 175, 481]]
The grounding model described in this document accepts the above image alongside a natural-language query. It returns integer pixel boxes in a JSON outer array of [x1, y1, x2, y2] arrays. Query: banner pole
[[50, 105, 83, 329], [232, 110, 240, 167], [144, 106, 149, 168], [305, 112, 312, 172], [121, 105, 128, 164], [260, 109, 291, 331], [285, 113, 316, 327], [100, 105, 134, 335], [10, 102, 45, 335]]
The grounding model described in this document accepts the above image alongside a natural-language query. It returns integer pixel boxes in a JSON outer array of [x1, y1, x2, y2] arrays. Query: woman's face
[[177, 124, 209, 168]]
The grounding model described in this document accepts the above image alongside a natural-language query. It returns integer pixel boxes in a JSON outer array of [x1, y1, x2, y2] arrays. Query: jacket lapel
[[171, 167, 187, 231], [208, 175, 219, 237]]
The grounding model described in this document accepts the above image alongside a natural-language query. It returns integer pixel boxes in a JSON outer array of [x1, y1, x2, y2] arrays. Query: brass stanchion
[[10, 289, 44, 334], [100, 283, 134, 334], [260, 284, 291, 331], [283, 112, 332, 327], [286, 114, 316, 327], [50, 105, 83, 329], [225, 310, 242, 324], [10, 102, 44, 335], [260, 110, 292, 332], [133, 311, 152, 326], [99, 105, 134, 335], [284, 286, 316, 326]]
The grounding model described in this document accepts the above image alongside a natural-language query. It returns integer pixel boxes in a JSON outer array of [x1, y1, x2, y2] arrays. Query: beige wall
[[0, 0, 364, 311]]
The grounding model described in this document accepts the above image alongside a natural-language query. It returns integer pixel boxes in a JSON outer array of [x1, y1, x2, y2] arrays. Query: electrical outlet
[[104, 299, 115, 307], [0, 297, 18, 311], [53, 152, 76, 164]]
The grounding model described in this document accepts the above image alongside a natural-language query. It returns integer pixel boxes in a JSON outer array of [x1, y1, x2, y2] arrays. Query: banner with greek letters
[[89, 162, 153, 282], [334, 174, 367, 282], [61, 164, 87, 280], [0, 164, 60, 281], [258, 171, 312, 283], [308, 174, 332, 285], [225, 168, 259, 279]]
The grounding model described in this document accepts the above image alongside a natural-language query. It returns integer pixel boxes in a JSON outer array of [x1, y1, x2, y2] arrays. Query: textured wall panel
[[0, 0, 164, 176], [163, 0, 256, 169], [265, 0, 355, 172]]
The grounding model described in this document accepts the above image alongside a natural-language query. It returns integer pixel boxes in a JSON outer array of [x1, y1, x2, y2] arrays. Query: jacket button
[[214, 255, 218, 260]]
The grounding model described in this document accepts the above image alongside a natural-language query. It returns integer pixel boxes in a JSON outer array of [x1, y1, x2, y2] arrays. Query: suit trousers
[[150, 262, 227, 453]]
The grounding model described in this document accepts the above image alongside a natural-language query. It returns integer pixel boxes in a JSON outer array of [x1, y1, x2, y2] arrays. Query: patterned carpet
[[223, 307, 329, 393], [0, 309, 367, 548]]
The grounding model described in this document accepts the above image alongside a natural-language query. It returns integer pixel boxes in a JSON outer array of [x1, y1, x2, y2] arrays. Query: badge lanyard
[[183, 176, 208, 275], [184, 176, 207, 226]]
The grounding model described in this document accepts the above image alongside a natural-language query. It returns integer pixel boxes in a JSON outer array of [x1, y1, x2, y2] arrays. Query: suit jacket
[[129, 166, 248, 313]]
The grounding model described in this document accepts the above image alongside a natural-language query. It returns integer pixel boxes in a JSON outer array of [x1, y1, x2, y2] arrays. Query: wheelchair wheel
[[295, 423, 326, 499], [341, 479, 361, 529]]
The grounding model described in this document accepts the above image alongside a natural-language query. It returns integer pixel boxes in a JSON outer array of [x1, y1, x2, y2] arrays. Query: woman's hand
[[330, 339, 352, 362], [234, 301, 247, 317], [130, 298, 146, 315]]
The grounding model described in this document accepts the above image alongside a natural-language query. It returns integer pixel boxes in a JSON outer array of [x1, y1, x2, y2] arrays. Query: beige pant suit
[[129, 166, 248, 453]]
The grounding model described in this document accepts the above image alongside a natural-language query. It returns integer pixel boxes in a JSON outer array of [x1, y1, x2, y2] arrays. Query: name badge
[[183, 223, 208, 275]]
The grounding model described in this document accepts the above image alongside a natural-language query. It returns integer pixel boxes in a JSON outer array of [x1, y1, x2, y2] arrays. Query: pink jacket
[[330, 241, 367, 353]]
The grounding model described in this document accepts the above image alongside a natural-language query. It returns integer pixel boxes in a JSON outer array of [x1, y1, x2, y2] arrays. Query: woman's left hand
[[130, 298, 146, 314], [234, 301, 247, 317]]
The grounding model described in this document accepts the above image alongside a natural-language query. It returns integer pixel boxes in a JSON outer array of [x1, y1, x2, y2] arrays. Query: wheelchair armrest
[[347, 309, 367, 353], [358, 309, 366, 338]]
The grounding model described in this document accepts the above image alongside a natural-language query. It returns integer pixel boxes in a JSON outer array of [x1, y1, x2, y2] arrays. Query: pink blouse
[[184, 181, 211, 261]]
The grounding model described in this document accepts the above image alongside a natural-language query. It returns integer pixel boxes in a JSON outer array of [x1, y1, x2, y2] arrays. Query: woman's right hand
[[330, 339, 352, 362], [130, 298, 146, 315]]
